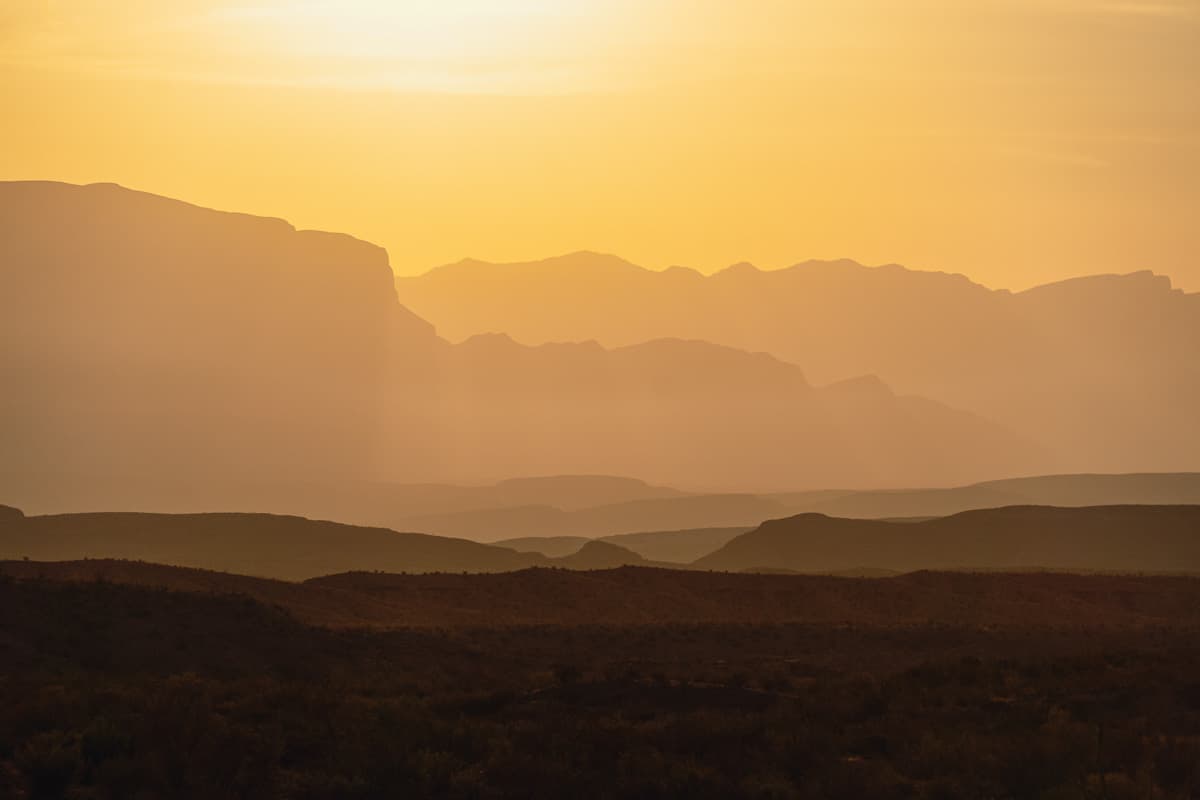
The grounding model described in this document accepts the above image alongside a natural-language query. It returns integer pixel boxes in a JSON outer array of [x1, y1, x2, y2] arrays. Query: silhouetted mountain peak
[[554, 249, 637, 267], [661, 264, 704, 279], [787, 257, 869, 272], [716, 261, 762, 277], [1017, 270, 1182, 301], [556, 539, 647, 568], [427, 250, 645, 280], [776, 258, 989, 291]]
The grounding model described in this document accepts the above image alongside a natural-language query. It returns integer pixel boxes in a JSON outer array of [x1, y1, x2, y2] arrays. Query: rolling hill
[[551, 540, 668, 570], [694, 505, 1200, 574], [498, 527, 751, 563], [495, 536, 592, 557], [0, 508, 544, 580], [601, 527, 752, 563], [0, 506, 723, 579]]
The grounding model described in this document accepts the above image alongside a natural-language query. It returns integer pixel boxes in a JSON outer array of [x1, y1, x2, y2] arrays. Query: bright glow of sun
[[3, 0, 1198, 289], [214, 0, 609, 91]]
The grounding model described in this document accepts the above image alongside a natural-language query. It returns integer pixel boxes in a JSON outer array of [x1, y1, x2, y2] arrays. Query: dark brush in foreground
[[1, 570, 1198, 798], [4, 558, 1200, 628]]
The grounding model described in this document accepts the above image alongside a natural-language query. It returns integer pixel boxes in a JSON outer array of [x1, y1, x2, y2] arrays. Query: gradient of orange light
[[1, 0, 1197, 289]]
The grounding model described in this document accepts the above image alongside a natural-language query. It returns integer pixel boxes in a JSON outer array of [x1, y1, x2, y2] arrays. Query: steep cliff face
[[0, 181, 407, 482], [1, 182, 1046, 504]]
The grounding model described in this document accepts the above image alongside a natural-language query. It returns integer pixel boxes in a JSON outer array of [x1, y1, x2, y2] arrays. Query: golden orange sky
[[2, 0, 1198, 290]]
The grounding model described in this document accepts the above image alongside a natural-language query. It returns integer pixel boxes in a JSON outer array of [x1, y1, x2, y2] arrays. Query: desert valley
[[3, 1, 1199, 795]]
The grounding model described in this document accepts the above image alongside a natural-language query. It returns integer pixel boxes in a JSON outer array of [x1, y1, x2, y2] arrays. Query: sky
[[2, 0, 1198, 290]]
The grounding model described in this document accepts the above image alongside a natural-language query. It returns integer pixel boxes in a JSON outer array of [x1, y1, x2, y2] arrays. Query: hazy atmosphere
[[3, 0, 1199, 288], [2, 3, 1199, 798]]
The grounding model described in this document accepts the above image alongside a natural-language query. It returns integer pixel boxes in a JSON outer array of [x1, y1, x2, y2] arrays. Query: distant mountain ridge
[[776, 472, 1200, 519], [1, 181, 1049, 496], [397, 252, 1200, 473], [0, 506, 716, 578], [395, 495, 784, 542], [6, 502, 1198, 579]]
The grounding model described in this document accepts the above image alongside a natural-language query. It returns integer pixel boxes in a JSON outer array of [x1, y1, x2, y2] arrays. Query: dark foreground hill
[[696, 505, 1200, 573], [0, 509, 545, 580], [6, 503, 1198, 579], [5, 559, 1200, 629], [0, 508, 699, 581]]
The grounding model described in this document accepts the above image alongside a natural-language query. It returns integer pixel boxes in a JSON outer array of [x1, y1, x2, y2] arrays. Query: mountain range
[[4, 180, 1199, 515], [0, 507, 542, 580], [776, 471, 1200, 519], [1, 181, 1056, 497], [6, 503, 1197, 579], [398, 251, 1200, 473], [0, 504, 674, 579], [8, 468, 1199, 550]]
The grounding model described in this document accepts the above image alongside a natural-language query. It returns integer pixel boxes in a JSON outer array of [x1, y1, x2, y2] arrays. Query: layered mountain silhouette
[[0, 473, 686, 526], [499, 527, 752, 563], [0, 505, 693, 578], [497, 535, 592, 558], [397, 252, 1200, 472], [6, 503, 1197, 579], [399, 334, 1043, 489], [1, 181, 1048, 499], [393, 494, 784, 542], [0, 507, 545, 580], [694, 505, 1200, 574], [772, 471, 1200, 519]]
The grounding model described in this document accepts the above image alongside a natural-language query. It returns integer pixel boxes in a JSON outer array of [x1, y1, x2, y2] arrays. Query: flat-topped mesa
[[1017, 269, 1181, 302], [0, 181, 410, 483]]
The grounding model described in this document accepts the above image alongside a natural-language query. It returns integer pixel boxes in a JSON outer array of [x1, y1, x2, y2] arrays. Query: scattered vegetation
[[2, 574, 1199, 798]]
